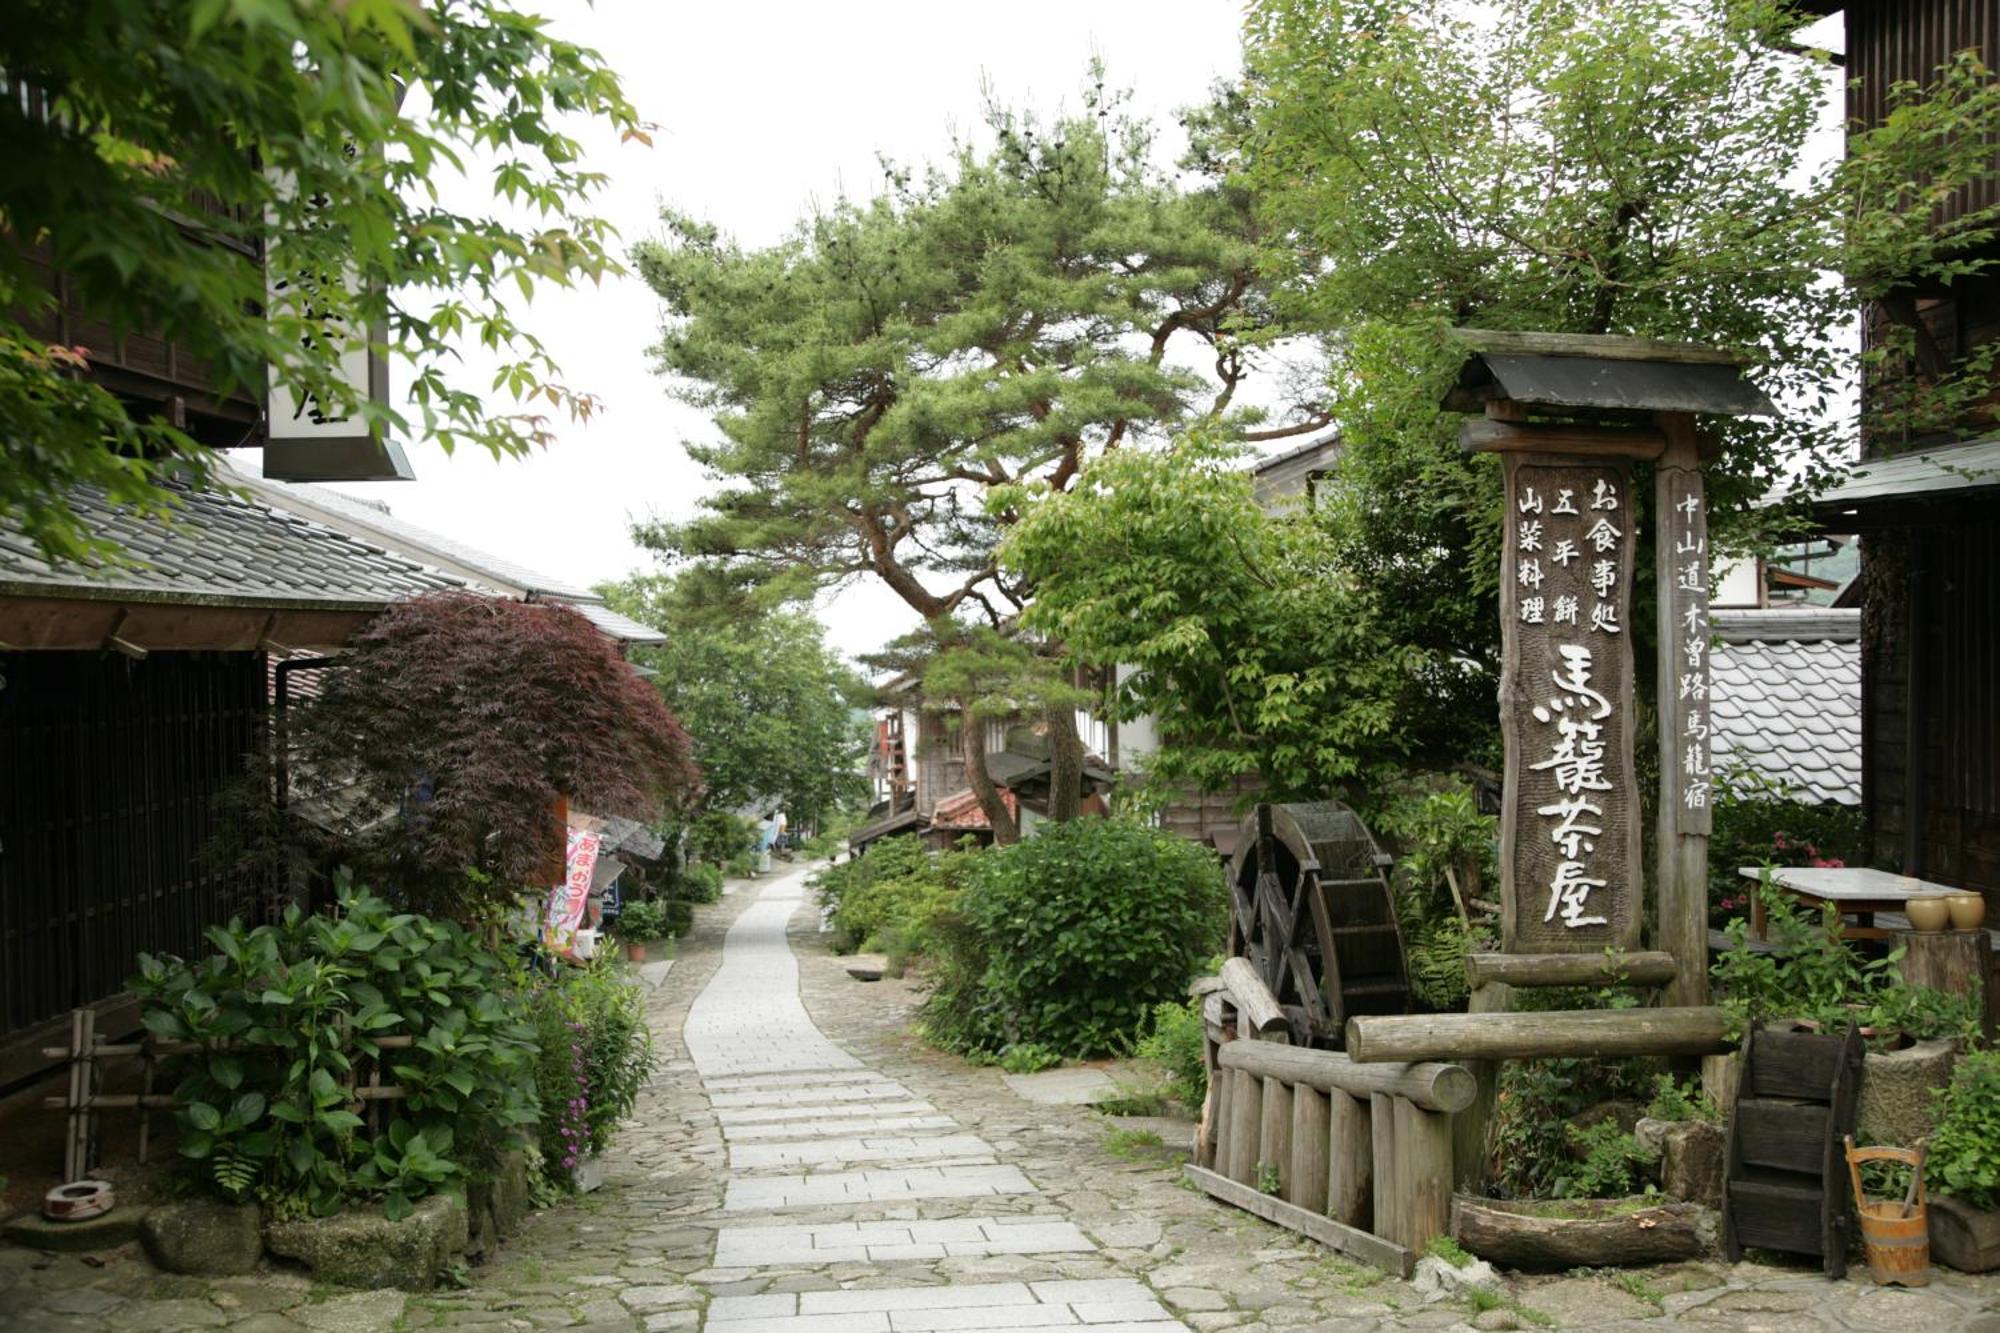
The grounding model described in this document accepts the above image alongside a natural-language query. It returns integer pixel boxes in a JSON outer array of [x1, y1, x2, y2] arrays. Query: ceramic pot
[[1948, 893, 1987, 931], [624, 939, 647, 963], [1906, 897, 1950, 932]]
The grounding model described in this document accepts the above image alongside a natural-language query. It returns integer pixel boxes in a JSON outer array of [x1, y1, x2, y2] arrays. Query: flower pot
[[1947, 893, 1987, 931], [624, 940, 646, 964], [1905, 897, 1950, 932]]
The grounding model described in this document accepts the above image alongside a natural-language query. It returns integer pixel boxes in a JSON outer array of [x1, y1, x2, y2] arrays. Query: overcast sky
[[316, 0, 1251, 660]]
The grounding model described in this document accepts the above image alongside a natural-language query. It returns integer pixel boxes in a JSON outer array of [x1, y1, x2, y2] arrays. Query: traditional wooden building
[[1797, 0, 2000, 907]]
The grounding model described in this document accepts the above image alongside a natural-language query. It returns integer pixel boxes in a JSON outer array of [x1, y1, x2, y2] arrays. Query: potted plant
[[1926, 1049, 2000, 1272], [613, 898, 672, 964]]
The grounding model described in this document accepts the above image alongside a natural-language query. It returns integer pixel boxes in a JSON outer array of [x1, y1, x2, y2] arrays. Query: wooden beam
[[1463, 951, 1678, 989], [1453, 980, 1510, 1192], [1221, 957, 1290, 1038], [1184, 1164, 1414, 1279], [1346, 1007, 1731, 1063], [1371, 1092, 1400, 1249], [1461, 417, 1667, 460], [1216, 1038, 1475, 1113]]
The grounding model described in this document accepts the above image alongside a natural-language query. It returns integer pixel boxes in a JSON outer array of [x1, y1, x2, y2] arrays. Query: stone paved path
[[5, 861, 2000, 1331], [677, 867, 1185, 1333]]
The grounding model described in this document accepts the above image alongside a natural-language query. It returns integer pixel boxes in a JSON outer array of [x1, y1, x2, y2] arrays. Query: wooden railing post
[[1370, 1091, 1399, 1246], [1395, 1095, 1453, 1253], [1259, 1075, 1293, 1196], [1289, 1085, 1330, 1215], [1329, 1088, 1371, 1228]]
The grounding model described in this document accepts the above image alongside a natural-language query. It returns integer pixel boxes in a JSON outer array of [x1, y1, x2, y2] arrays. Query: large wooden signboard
[[1498, 455, 1643, 952]]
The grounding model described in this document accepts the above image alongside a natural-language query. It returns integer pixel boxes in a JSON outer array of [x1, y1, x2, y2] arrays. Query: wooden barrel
[[1846, 1137, 1932, 1287]]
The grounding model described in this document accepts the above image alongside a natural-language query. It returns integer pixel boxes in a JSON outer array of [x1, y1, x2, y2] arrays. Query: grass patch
[[1463, 1287, 1553, 1328], [1103, 1127, 1167, 1161], [1094, 1086, 1172, 1117], [1426, 1234, 1474, 1265]]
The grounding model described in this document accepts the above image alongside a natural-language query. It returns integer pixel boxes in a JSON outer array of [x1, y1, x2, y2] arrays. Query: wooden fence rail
[[41, 1007, 419, 1183], [1184, 970, 1472, 1276]]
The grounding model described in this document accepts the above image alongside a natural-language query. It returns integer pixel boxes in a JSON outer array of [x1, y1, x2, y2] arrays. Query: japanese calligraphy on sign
[[1500, 456, 1643, 952], [1660, 466, 1713, 836]]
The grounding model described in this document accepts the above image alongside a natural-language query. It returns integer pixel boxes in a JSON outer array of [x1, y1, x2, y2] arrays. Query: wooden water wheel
[[1226, 801, 1410, 1048]]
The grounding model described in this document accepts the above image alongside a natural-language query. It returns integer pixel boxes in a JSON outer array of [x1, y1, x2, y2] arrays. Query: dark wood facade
[[1809, 0, 2000, 908], [0, 651, 265, 1062], [1858, 505, 2000, 896]]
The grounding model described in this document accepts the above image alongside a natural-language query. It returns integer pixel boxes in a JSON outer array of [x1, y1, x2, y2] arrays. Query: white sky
[[320, 0, 1252, 661], [310, 3, 1847, 664]]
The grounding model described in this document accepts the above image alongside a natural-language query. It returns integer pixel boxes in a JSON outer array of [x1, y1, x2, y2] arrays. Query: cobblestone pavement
[[4, 863, 2000, 1331]]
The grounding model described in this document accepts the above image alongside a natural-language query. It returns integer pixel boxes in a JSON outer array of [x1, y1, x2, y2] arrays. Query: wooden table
[[1737, 866, 1958, 941]]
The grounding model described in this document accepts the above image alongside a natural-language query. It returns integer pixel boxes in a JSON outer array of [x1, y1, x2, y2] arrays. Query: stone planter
[[1859, 1038, 1958, 1146], [1451, 1195, 1715, 1268], [573, 1155, 608, 1194], [141, 1200, 262, 1275], [265, 1193, 468, 1289], [1931, 1195, 2000, 1273]]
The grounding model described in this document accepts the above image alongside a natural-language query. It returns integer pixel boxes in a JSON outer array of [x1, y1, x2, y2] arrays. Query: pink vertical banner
[[543, 826, 602, 956]]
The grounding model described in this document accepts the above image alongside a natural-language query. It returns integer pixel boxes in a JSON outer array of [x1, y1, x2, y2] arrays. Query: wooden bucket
[[1845, 1136, 1932, 1287]]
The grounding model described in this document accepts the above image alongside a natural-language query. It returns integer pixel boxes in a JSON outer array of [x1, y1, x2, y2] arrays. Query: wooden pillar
[[1454, 980, 1511, 1190], [1259, 1076, 1294, 1195], [1329, 1088, 1372, 1228], [1289, 1085, 1331, 1214], [1395, 1095, 1453, 1254], [1370, 1091, 1399, 1244], [1655, 413, 1711, 1008], [1227, 1068, 1263, 1186]]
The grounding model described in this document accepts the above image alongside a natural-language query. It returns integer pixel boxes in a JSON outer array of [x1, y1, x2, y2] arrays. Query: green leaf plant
[[132, 876, 538, 1217]]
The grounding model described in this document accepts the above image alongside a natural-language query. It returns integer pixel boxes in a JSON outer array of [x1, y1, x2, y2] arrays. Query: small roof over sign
[[1445, 328, 1777, 419]]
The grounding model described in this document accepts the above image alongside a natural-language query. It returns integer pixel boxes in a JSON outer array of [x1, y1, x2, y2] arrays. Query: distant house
[[1249, 433, 1342, 510]]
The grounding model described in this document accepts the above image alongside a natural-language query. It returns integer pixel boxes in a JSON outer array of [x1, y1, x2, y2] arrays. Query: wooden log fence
[[1345, 1006, 1731, 1064], [1186, 973, 1475, 1276], [40, 1008, 421, 1181]]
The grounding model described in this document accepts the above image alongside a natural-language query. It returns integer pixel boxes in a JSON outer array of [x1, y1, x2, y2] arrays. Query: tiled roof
[[1709, 608, 1862, 806], [0, 480, 465, 609], [227, 465, 666, 645]]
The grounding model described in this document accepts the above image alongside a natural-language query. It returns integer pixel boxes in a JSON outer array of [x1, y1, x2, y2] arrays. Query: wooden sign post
[[1654, 415, 1712, 1006], [1498, 453, 1644, 953]]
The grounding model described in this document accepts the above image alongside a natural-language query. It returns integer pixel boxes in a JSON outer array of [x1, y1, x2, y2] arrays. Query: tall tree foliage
[[291, 593, 699, 916], [633, 76, 1319, 830], [601, 576, 869, 829], [1004, 439, 1427, 801], [1, 0, 640, 561]]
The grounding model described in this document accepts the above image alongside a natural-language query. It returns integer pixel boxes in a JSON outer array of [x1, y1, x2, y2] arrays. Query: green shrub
[[998, 1043, 1064, 1074], [687, 811, 756, 866], [529, 958, 655, 1186], [131, 881, 539, 1219], [1928, 1049, 2000, 1210], [614, 897, 674, 941], [1557, 1122, 1657, 1200], [1136, 997, 1209, 1108], [677, 861, 724, 905], [1380, 780, 1497, 1010], [1489, 988, 1657, 1200], [1644, 1074, 1719, 1125], [933, 818, 1226, 1058], [1712, 873, 1979, 1045], [813, 836, 976, 956]]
